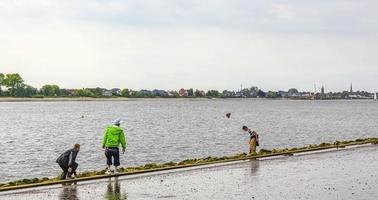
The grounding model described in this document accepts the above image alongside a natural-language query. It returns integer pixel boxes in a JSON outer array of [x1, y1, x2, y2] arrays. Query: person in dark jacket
[[56, 144, 80, 180]]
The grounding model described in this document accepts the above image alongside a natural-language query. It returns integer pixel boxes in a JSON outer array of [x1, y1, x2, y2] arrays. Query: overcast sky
[[0, 0, 377, 92]]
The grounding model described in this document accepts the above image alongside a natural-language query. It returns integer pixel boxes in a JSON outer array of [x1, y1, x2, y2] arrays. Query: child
[[242, 126, 259, 155]]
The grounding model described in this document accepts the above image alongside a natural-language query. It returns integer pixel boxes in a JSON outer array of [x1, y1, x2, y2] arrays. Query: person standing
[[56, 144, 80, 180], [102, 119, 126, 174], [242, 126, 259, 155]]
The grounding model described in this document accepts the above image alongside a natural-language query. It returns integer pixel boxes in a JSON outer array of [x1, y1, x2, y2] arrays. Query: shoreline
[[3, 143, 376, 199], [0, 138, 377, 192], [0, 97, 204, 102], [0, 97, 374, 102]]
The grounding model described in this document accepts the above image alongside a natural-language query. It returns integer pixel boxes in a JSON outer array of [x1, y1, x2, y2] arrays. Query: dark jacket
[[56, 148, 79, 168]]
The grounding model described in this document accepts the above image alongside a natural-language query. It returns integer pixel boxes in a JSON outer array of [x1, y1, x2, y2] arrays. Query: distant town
[[0, 73, 376, 100]]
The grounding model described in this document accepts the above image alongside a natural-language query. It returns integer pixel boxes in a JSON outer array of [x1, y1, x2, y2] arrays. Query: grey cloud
[[0, 0, 377, 91], [1, 0, 377, 33]]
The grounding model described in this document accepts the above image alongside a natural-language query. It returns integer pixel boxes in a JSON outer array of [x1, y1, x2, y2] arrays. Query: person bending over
[[56, 144, 80, 180], [242, 126, 259, 155]]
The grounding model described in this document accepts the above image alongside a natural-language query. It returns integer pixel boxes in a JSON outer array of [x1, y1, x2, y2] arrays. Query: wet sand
[[1, 145, 377, 200]]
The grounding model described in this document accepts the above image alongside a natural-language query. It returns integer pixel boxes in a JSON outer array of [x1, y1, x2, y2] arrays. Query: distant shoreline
[[0, 97, 177, 102], [0, 97, 374, 102], [0, 97, 222, 102]]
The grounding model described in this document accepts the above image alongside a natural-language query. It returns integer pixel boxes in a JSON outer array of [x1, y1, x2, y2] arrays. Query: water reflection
[[105, 177, 128, 200], [59, 183, 78, 200], [242, 161, 260, 186], [249, 160, 260, 176]]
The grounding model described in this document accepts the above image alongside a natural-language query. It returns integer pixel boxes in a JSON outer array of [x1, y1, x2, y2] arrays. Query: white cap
[[113, 119, 122, 125]]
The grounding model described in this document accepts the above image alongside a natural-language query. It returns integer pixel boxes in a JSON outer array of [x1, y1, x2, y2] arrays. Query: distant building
[[350, 83, 353, 94], [102, 90, 113, 96], [65, 89, 77, 96], [140, 89, 152, 96], [235, 91, 241, 97], [153, 89, 167, 97], [349, 94, 358, 99], [129, 90, 136, 96], [321, 86, 325, 97], [249, 86, 259, 97], [222, 90, 235, 97], [301, 92, 312, 97], [179, 88, 188, 97], [278, 91, 288, 97], [194, 90, 205, 97], [167, 91, 175, 97], [111, 88, 121, 95]]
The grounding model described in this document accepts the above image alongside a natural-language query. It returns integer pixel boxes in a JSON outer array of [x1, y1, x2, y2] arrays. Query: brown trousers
[[249, 137, 257, 155]]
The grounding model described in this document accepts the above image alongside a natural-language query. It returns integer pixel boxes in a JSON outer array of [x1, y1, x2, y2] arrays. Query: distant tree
[[194, 90, 205, 97], [90, 87, 103, 97], [288, 88, 299, 95], [257, 89, 266, 97], [59, 89, 70, 97], [121, 88, 130, 97], [206, 90, 220, 97], [74, 89, 94, 97], [187, 88, 194, 97], [40, 85, 52, 96], [266, 91, 281, 98], [169, 90, 179, 98], [130, 90, 141, 98], [51, 85, 60, 96], [40, 84, 60, 96], [6, 83, 36, 97], [3, 73, 24, 88], [0, 73, 4, 85], [140, 90, 155, 98], [0, 73, 4, 96], [131, 90, 155, 98], [222, 90, 236, 97], [241, 86, 259, 97], [23, 85, 37, 97], [3, 73, 25, 96]]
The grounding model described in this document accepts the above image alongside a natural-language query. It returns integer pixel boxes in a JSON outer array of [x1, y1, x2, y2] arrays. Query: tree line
[[0, 73, 242, 98], [0, 73, 36, 97], [1, 73, 374, 99]]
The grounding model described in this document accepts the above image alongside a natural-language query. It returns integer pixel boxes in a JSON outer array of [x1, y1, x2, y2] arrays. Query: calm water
[[0, 99, 377, 182]]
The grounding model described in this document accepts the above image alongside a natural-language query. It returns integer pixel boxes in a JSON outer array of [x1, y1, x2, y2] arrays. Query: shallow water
[[0, 99, 377, 182], [2, 145, 378, 200]]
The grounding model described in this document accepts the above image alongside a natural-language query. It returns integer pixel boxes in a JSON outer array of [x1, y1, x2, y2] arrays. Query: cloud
[[0, 0, 377, 91], [2, 0, 377, 33]]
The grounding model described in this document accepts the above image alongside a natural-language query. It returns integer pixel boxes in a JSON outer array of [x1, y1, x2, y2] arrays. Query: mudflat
[[1, 145, 377, 200]]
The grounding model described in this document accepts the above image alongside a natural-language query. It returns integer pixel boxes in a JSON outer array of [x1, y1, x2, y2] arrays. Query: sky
[[0, 0, 377, 92]]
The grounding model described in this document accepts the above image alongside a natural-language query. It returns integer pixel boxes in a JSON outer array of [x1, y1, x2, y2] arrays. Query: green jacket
[[102, 125, 126, 149]]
